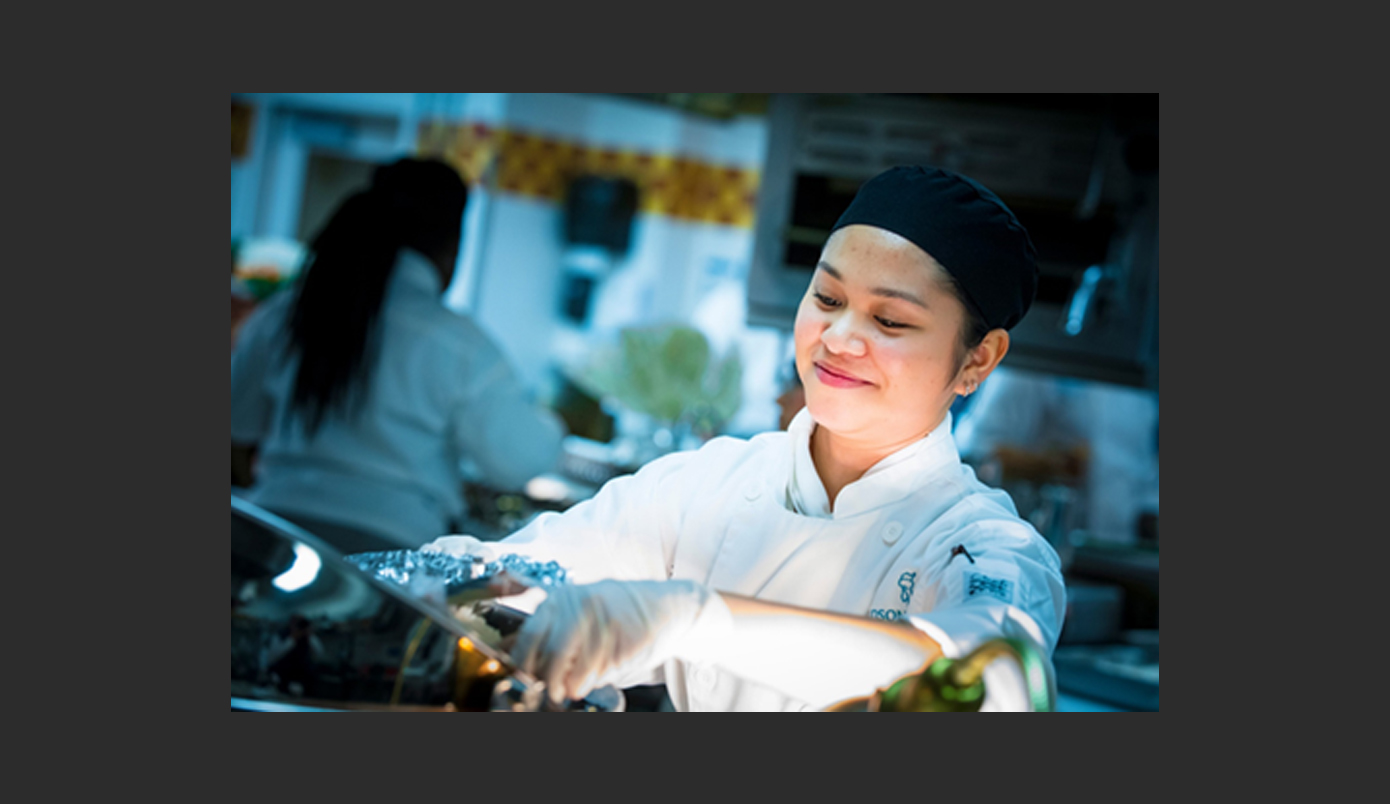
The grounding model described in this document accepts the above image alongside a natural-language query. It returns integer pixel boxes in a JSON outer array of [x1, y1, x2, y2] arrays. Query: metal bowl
[[231, 495, 614, 712]]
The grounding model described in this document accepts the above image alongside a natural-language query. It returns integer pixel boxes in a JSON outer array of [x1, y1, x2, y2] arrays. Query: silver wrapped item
[[343, 549, 569, 605]]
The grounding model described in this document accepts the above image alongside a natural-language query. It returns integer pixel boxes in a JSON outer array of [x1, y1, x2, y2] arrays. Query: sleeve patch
[[966, 572, 1015, 604]]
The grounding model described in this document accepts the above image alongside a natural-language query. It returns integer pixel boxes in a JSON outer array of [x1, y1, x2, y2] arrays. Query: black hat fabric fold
[[831, 165, 1039, 331]]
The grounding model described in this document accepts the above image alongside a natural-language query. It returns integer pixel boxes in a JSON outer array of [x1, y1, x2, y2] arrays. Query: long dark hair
[[285, 158, 467, 435]]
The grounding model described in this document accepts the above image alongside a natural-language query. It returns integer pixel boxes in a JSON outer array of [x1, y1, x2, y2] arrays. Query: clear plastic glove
[[420, 534, 497, 562], [512, 579, 732, 705]]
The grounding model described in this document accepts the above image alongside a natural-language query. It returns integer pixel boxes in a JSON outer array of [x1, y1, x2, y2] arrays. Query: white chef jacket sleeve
[[485, 450, 696, 691], [482, 447, 693, 588], [874, 496, 1063, 668], [883, 508, 1065, 712], [447, 335, 565, 493], [230, 296, 288, 445]]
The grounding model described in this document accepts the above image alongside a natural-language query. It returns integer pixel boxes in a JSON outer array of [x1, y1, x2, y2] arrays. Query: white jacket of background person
[[470, 407, 1065, 712], [232, 249, 565, 548], [953, 366, 1160, 546]]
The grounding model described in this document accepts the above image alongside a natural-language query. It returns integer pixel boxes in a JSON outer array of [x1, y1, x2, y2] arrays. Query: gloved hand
[[421, 536, 558, 615], [419, 534, 497, 563], [512, 579, 732, 704]]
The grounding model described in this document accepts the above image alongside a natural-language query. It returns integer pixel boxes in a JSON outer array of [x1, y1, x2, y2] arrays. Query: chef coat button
[[744, 483, 761, 501], [883, 522, 905, 544]]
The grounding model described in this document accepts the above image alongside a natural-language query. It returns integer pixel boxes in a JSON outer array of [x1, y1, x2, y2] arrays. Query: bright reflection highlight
[[525, 475, 569, 503], [273, 543, 322, 592]]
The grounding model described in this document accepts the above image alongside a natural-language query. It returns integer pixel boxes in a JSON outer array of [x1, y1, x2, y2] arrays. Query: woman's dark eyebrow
[[817, 261, 930, 310]]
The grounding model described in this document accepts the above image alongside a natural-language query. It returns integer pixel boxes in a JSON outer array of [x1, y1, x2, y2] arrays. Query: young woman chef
[[427, 165, 1066, 712]]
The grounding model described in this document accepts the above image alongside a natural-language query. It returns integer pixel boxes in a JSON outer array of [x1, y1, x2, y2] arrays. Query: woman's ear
[[957, 329, 1010, 396]]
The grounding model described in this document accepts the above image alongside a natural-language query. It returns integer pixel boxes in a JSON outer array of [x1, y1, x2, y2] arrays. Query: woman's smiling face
[[793, 224, 970, 447]]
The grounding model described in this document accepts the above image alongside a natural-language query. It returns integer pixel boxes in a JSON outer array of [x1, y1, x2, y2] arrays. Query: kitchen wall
[[231, 93, 420, 243], [231, 93, 786, 435]]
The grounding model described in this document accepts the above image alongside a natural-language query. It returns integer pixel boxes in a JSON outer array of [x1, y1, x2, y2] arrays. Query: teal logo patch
[[967, 573, 1013, 604]]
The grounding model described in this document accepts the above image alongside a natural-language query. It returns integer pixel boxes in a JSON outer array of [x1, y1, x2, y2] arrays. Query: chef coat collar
[[787, 408, 831, 517], [785, 407, 960, 519]]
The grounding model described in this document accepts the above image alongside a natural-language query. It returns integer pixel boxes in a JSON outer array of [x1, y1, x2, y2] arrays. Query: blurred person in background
[[231, 158, 565, 554], [953, 367, 1159, 548], [427, 166, 1065, 712]]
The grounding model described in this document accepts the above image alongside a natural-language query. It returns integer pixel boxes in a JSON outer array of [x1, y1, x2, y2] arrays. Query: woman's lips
[[814, 362, 872, 389]]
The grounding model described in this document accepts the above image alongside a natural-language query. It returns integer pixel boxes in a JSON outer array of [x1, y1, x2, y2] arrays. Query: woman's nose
[[821, 314, 867, 356]]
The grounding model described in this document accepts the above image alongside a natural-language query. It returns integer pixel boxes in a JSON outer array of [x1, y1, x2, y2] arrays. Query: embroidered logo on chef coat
[[871, 609, 907, 622], [966, 572, 1014, 604], [897, 572, 917, 605]]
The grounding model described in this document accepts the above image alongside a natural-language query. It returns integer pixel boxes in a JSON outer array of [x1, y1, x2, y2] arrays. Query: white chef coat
[[489, 407, 1066, 712], [231, 249, 565, 548]]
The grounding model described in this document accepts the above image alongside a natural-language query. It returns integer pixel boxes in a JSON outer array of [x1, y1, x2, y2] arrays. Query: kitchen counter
[[1052, 631, 1159, 711], [1055, 692, 1128, 712]]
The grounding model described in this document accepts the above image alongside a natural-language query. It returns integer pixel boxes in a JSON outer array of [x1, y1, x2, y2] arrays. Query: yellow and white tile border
[[418, 121, 760, 228]]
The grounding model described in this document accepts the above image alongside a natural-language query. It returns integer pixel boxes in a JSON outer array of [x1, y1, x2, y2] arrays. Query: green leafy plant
[[569, 324, 742, 439]]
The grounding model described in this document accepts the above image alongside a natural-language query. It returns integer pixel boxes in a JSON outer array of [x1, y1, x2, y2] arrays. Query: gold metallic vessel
[[826, 637, 1056, 712]]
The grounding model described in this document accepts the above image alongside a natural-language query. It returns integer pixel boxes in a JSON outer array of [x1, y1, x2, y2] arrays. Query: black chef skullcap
[[831, 165, 1039, 331]]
